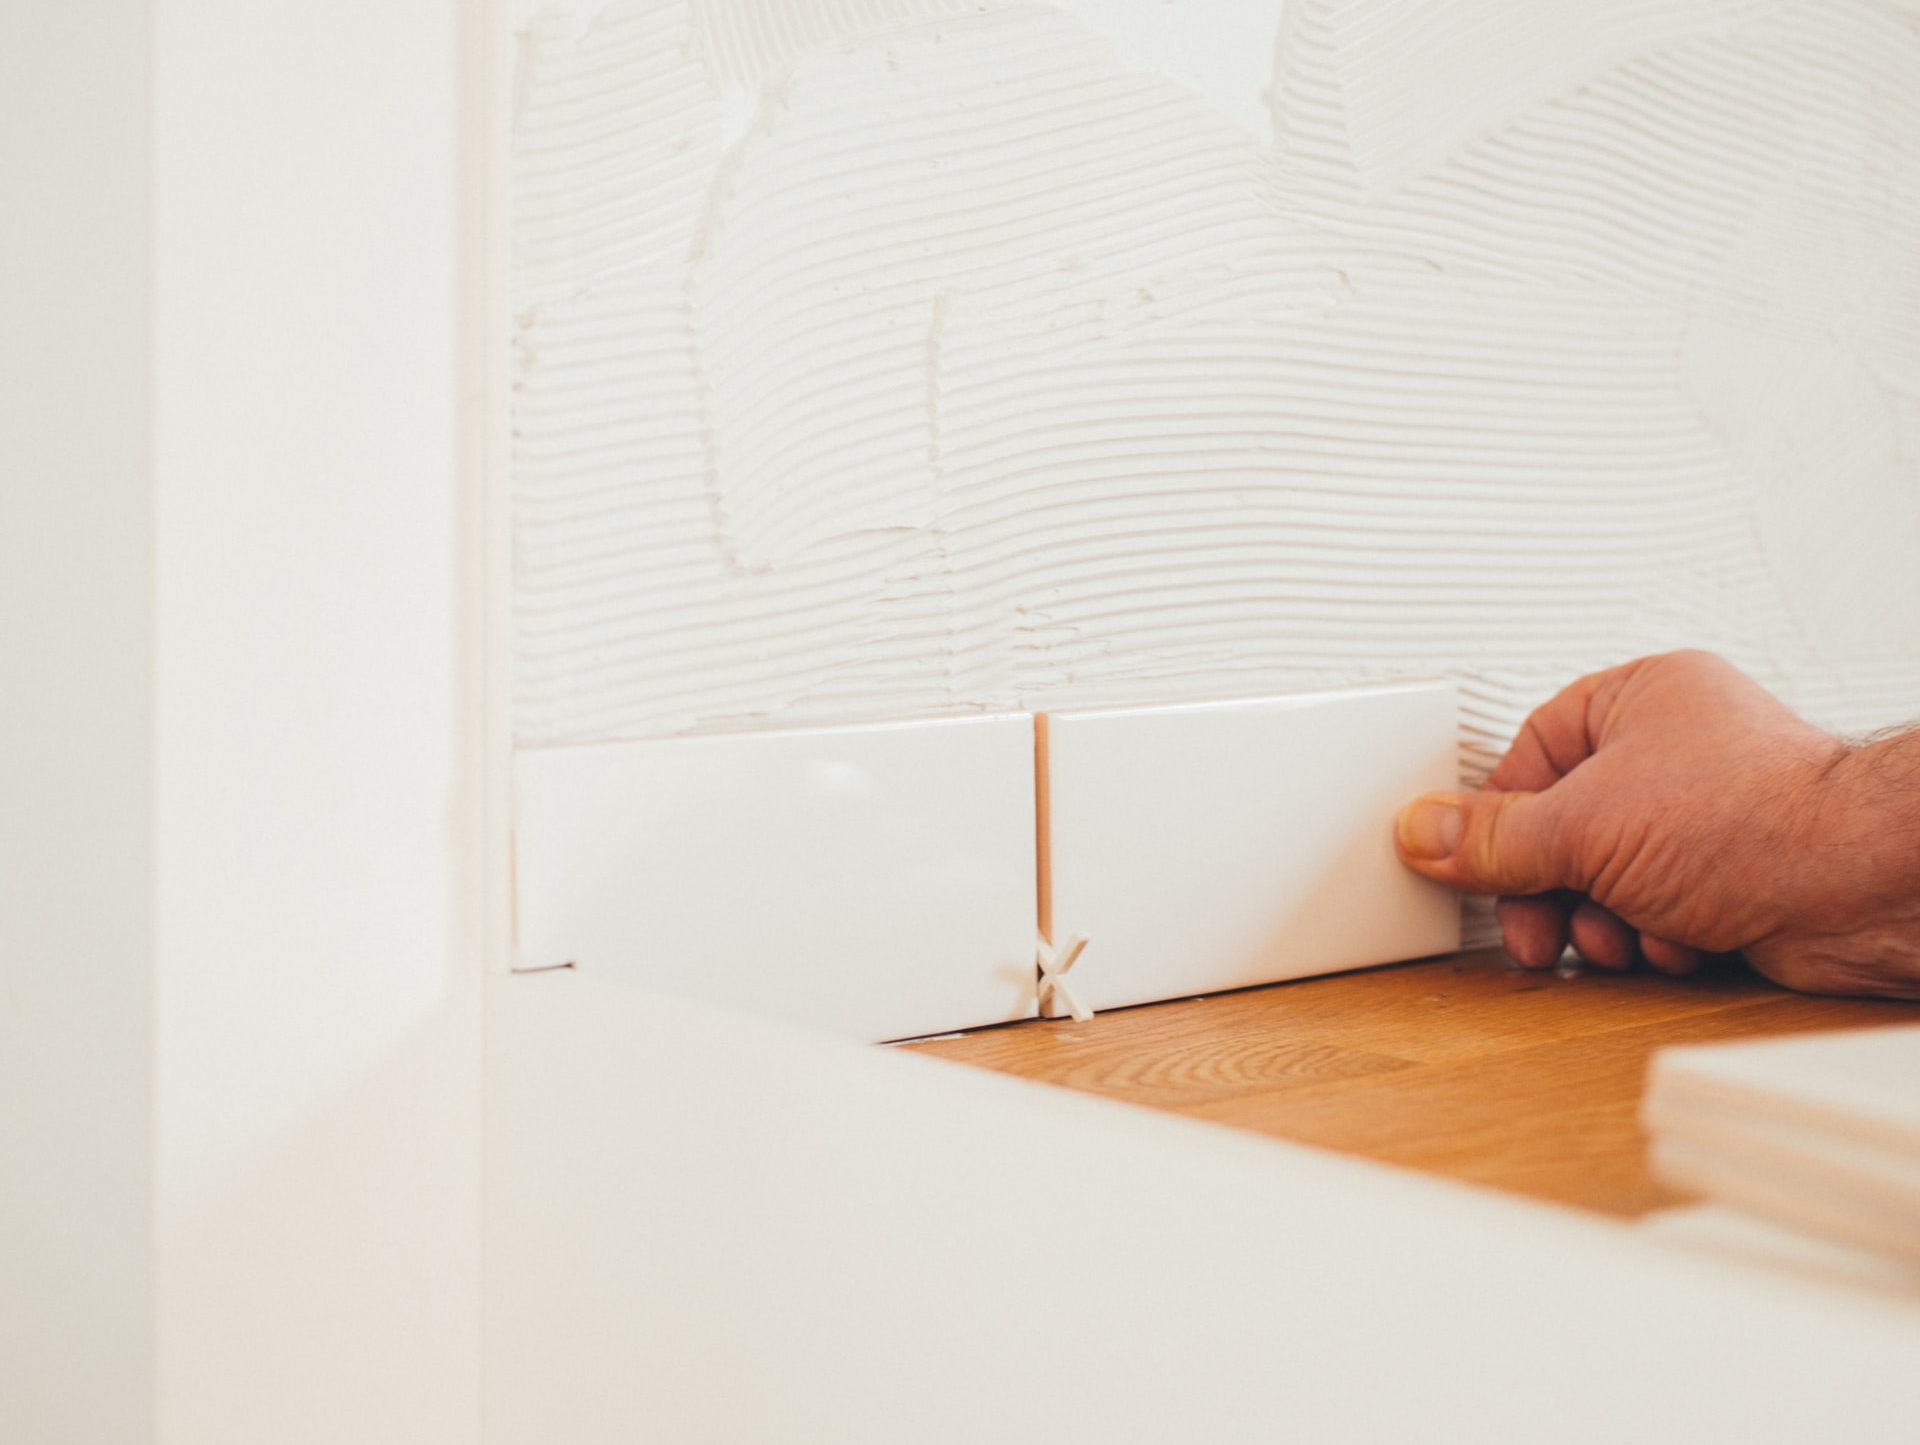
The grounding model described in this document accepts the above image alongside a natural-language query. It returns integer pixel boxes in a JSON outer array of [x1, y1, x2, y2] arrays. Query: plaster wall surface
[[511, 0, 1920, 770]]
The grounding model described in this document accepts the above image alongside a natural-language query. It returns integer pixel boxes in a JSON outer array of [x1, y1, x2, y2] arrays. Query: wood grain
[[903, 949, 1920, 1216]]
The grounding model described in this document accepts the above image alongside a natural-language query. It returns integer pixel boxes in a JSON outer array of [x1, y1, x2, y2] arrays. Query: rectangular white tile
[[513, 715, 1039, 1041], [1644, 1025, 1920, 1267], [1041, 683, 1460, 1014], [1640, 1203, 1920, 1302], [1650, 1025, 1920, 1146]]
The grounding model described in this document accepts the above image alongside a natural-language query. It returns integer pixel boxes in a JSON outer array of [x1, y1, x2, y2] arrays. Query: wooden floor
[[904, 948, 1920, 1217]]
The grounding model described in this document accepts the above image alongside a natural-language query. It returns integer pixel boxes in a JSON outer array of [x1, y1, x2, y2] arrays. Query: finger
[[1640, 934, 1703, 977], [1569, 900, 1638, 971], [1395, 789, 1570, 896], [1496, 895, 1571, 969], [1486, 672, 1612, 793]]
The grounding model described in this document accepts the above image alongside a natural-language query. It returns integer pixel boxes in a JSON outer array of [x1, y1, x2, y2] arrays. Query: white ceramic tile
[[1640, 1204, 1920, 1303], [1648, 1129, 1920, 1269], [1651, 1025, 1920, 1145], [1644, 1025, 1920, 1266], [1041, 683, 1460, 1014], [513, 715, 1038, 1041]]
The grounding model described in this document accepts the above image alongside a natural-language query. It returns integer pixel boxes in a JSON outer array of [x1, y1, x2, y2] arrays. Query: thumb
[[1394, 789, 1570, 896]]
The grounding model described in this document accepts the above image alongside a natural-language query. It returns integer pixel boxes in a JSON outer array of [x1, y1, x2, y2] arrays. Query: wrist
[[1748, 727, 1920, 999], [1810, 729, 1920, 916]]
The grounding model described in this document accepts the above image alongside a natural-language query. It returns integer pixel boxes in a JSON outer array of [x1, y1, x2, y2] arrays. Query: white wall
[[511, 0, 1920, 767], [152, 3, 483, 1440], [0, 4, 156, 1439], [4, 7, 485, 1436]]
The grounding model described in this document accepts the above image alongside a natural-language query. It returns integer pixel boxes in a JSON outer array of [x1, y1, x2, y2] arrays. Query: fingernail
[[1397, 797, 1463, 861]]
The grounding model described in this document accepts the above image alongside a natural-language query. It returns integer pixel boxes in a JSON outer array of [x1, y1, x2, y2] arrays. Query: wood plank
[[903, 949, 1920, 1217]]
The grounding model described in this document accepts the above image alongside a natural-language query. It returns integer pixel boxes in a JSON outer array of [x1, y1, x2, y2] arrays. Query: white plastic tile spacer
[[1036, 932, 1092, 1023]]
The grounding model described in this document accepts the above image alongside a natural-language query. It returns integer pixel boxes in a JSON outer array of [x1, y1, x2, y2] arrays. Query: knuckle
[[1477, 792, 1552, 889], [1662, 647, 1730, 675], [1524, 801, 1579, 892]]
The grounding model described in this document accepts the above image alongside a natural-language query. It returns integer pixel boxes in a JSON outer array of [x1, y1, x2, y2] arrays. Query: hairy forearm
[[1787, 726, 1920, 998], [1822, 726, 1920, 905]]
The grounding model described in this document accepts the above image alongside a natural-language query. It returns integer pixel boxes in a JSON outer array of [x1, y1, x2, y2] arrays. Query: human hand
[[1394, 651, 1920, 1000]]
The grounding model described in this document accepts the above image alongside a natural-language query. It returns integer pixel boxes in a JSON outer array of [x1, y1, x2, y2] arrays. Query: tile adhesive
[[511, 0, 1920, 778]]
